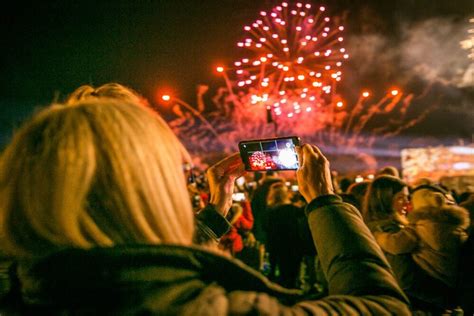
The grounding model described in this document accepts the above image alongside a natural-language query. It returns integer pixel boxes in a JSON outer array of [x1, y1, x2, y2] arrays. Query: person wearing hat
[[374, 183, 470, 311]]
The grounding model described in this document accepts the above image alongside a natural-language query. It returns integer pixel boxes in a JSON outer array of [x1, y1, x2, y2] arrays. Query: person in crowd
[[367, 179, 470, 313], [250, 171, 283, 244], [249, 171, 283, 269], [376, 166, 400, 178], [408, 184, 469, 311], [347, 180, 371, 211], [0, 84, 410, 314], [361, 176, 413, 289], [219, 203, 244, 256], [188, 182, 206, 213], [403, 184, 469, 276], [339, 193, 359, 209], [219, 195, 254, 257], [337, 176, 352, 193], [290, 190, 307, 208], [263, 181, 306, 288], [363, 176, 410, 227], [235, 174, 258, 199], [410, 184, 456, 207]]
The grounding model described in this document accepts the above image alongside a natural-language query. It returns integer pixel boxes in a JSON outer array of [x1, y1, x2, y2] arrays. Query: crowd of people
[[190, 159, 473, 314], [0, 82, 472, 315]]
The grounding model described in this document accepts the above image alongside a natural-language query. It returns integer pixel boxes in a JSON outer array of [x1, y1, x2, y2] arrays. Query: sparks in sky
[[230, 2, 347, 118]]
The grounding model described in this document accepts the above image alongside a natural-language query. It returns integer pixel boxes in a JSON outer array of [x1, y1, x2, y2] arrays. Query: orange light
[[216, 66, 224, 73], [391, 89, 399, 96], [162, 95, 171, 101], [336, 101, 344, 108], [362, 91, 370, 98]]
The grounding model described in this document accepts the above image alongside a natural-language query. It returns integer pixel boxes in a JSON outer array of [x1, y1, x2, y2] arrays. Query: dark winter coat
[[375, 205, 469, 287], [1, 195, 410, 315], [369, 205, 470, 312]]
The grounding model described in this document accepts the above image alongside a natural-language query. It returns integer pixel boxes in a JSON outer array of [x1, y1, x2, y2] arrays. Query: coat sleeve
[[193, 205, 232, 245], [225, 291, 410, 315], [374, 228, 418, 255], [226, 195, 411, 315], [300, 195, 411, 314], [190, 195, 410, 315]]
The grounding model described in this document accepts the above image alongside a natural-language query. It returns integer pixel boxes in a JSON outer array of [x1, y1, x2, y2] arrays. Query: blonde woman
[[0, 84, 409, 314]]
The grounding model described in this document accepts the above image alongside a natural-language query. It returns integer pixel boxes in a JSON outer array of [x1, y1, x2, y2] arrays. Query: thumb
[[296, 146, 304, 168]]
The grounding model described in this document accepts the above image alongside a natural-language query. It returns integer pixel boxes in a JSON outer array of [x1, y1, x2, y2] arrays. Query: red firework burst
[[230, 2, 347, 118]]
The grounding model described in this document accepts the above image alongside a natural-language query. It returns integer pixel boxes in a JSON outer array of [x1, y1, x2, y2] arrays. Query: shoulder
[[367, 219, 402, 233]]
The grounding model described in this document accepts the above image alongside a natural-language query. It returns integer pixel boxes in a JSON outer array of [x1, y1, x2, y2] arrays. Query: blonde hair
[[0, 99, 194, 258], [65, 83, 147, 106]]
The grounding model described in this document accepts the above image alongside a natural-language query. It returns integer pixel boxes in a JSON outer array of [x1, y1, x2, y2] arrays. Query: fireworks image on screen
[[249, 151, 278, 170], [249, 151, 267, 170], [231, 1, 347, 117]]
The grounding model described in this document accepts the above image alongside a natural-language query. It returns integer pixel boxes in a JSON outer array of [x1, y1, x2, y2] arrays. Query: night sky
[[1, 0, 473, 152]]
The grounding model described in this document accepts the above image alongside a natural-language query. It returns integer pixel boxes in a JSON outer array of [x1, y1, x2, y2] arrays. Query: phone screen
[[239, 136, 300, 171]]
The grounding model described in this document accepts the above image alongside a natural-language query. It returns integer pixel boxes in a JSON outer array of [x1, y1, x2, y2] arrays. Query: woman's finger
[[296, 146, 304, 168], [310, 145, 327, 161], [302, 144, 317, 162]]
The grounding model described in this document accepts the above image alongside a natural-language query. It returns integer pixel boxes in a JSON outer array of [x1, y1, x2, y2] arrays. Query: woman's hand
[[207, 153, 246, 216], [296, 144, 334, 202]]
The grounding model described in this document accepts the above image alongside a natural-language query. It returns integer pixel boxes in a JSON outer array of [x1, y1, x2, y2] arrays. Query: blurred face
[[270, 182, 287, 193], [392, 187, 410, 217]]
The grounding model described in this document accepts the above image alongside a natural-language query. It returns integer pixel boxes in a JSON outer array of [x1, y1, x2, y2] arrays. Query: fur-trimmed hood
[[408, 205, 470, 228], [407, 205, 469, 287]]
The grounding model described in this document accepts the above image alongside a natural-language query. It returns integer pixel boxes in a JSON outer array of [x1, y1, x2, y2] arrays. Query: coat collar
[[17, 244, 301, 307]]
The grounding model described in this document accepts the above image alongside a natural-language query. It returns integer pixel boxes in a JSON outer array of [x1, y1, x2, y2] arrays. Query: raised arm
[[293, 144, 410, 314], [193, 147, 411, 314]]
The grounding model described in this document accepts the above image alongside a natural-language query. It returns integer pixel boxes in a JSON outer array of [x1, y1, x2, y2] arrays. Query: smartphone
[[232, 192, 246, 202], [239, 136, 300, 171]]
